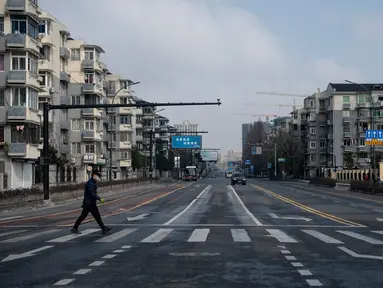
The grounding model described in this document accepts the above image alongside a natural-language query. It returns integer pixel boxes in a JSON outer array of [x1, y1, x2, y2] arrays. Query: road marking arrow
[[127, 213, 149, 221], [1, 245, 54, 263], [268, 213, 312, 222]]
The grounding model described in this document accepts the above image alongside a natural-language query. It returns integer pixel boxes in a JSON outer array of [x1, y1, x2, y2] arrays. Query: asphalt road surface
[[1, 177, 383, 287]]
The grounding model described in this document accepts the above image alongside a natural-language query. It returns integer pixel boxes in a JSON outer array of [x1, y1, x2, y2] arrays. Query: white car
[[225, 171, 233, 178]]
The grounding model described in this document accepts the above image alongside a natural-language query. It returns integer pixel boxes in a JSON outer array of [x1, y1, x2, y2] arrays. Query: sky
[[39, 0, 383, 154]]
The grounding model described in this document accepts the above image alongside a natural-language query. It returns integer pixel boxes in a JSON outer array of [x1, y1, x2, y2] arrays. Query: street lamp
[[345, 80, 376, 182], [109, 80, 140, 182]]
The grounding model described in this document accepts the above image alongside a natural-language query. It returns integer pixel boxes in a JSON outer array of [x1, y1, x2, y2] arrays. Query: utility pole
[[149, 129, 153, 180], [42, 99, 221, 201], [274, 142, 277, 176]]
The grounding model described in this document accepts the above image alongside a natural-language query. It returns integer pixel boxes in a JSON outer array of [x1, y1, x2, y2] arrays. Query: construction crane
[[254, 91, 310, 110], [232, 113, 279, 122]]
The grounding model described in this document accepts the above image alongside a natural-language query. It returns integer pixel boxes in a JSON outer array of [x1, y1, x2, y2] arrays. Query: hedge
[[349, 180, 383, 194], [0, 177, 156, 200], [309, 177, 337, 188]]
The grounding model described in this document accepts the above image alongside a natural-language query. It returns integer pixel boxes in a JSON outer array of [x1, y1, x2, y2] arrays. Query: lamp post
[[109, 80, 140, 182]]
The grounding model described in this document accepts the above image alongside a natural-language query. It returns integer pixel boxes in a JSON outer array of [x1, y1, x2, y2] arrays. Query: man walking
[[71, 169, 111, 234]]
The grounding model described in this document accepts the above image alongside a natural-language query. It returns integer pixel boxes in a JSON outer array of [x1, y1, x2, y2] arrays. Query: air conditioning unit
[[49, 87, 55, 94]]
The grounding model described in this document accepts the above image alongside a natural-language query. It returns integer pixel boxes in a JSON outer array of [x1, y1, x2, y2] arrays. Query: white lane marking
[[47, 229, 99, 243], [1, 245, 54, 262], [291, 262, 304, 267], [334, 200, 340, 203], [231, 229, 251, 242], [1, 229, 61, 243], [374, 209, 383, 213], [298, 269, 313, 276], [337, 230, 383, 244], [89, 261, 104, 267], [277, 245, 286, 249], [113, 250, 124, 253], [302, 230, 343, 244], [306, 279, 323, 286], [281, 250, 291, 254], [73, 269, 91, 275], [320, 197, 327, 199], [53, 279, 75, 286], [285, 256, 296, 260], [269, 213, 278, 218], [102, 254, 116, 259], [164, 185, 211, 225], [372, 231, 383, 235], [266, 229, 298, 243], [187, 229, 210, 242], [0, 229, 29, 237], [121, 245, 131, 249], [140, 229, 173, 243], [95, 229, 136, 243], [338, 246, 383, 260], [377, 218, 383, 222], [229, 185, 262, 226], [351, 204, 358, 207], [0, 216, 23, 221]]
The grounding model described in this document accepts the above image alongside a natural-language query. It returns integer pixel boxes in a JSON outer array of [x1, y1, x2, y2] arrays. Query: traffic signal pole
[[42, 100, 221, 200]]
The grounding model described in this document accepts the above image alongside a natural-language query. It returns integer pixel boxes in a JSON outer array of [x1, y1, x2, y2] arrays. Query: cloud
[[39, 0, 359, 153]]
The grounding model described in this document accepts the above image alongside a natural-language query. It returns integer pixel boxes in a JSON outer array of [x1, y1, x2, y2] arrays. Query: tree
[[343, 152, 355, 169], [48, 145, 68, 167], [131, 148, 142, 171], [156, 152, 172, 173]]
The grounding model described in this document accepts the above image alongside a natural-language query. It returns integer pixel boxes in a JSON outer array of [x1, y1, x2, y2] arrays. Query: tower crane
[[232, 113, 279, 122], [254, 91, 310, 110]]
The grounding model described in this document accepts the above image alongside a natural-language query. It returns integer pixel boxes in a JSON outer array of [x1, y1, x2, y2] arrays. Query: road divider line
[[0, 216, 23, 221], [252, 185, 364, 227], [229, 185, 262, 226], [164, 185, 211, 225], [0, 229, 29, 237], [1, 229, 61, 243]]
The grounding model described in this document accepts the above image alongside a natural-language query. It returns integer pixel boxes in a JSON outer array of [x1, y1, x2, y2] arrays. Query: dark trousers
[[73, 204, 105, 230]]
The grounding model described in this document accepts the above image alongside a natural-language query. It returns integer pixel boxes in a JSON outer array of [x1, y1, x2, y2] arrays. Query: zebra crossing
[[0, 226, 383, 246]]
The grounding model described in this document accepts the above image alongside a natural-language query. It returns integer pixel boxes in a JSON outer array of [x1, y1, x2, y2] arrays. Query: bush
[[0, 177, 153, 199], [309, 177, 337, 188], [349, 180, 383, 194]]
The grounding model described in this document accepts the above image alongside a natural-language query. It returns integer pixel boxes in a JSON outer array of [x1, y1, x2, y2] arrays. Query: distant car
[[231, 172, 246, 185]]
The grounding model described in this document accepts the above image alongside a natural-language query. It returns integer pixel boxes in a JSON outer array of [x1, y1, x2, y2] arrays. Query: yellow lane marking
[[252, 184, 365, 227]]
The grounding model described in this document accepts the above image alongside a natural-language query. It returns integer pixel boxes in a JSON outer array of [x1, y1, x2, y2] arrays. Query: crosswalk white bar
[[302, 230, 343, 244], [47, 229, 99, 243], [187, 229, 210, 242], [95, 229, 137, 243], [266, 229, 298, 243], [231, 229, 251, 242], [0, 229, 29, 237], [372, 231, 383, 236], [337, 230, 383, 244], [1, 229, 61, 243], [140, 229, 173, 243]]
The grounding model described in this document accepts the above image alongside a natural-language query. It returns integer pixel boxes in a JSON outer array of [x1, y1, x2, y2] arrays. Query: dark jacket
[[82, 177, 101, 207]]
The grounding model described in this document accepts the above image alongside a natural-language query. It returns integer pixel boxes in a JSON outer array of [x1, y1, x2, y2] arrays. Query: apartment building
[[104, 74, 140, 179], [66, 38, 108, 182], [0, 0, 42, 189], [155, 114, 170, 156], [37, 10, 71, 183]]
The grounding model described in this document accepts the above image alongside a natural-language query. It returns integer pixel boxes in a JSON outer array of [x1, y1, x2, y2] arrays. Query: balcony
[[6, 33, 41, 54], [135, 135, 143, 142], [119, 124, 132, 132], [343, 132, 351, 138], [119, 107, 134, 114], [343, 103, 351, 109], [97, 156, 106, 166], [135, 123, 143, 129], [40, 33, 53, 46], [7, 107, 40, 123], [60, 96, 69, 105], [82, 130, 102, 141], [83, 153, 96, 164], [318, 106, 326, 112], [60, 144, 69, 153], [344, 146, 353, 152], [7, 143, 40, 159], [120, 141, 132, 149], [60, 119, 70, 130], [107, 89, 115, 96], [60, 71, 70, 83], [81, 108, 102, 118], [82, 83, 103, 95], [5, 0, 42, 20], [160, 135, 169, 141], [119, 159, 131, 167], [7, 71, 40, 88], [59, 46, 70, 59], [81, 59, 105, 72]]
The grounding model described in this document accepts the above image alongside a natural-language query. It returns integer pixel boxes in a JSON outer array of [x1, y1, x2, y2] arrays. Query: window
[[71, 119, 80, 130], [344, 139, 351, 146], [320, 155, 326, 162], [84, 121, 94, 130], [84, 50, 94, 60], [85, 144, 95, 154], [310, 154, 316, 162], [357, 94, 369, 103], [11, 17, 27, 34], [11, 56, 26, 70], [293, 114, 297, 120], [0, 89, 4, 106], [343, 123, 351, 132], [120, 151, 130, 159], [28, 88, 38, 110], [310, 128, 316, 134], [71, 143, 81, 154], [0, 54, 4, 72], [28, 55, 38, 74], [71, 96, 80, 105], [136, 116, 142, 124], [84, 73, 94, 83], [38, 20, 49, 34], [343, 110, 350, 117], [319, 99, 325, 107], [343, 96, 350, 103], [120, 116, 131, 125], [120, 97, 131, 104], [0, 17, 4, 34], [120, 132, 128, 142], [310, 141, 316, 149], [359, 138, 365, 146], [70, 49, 80, 60], [28, 20, 38, 38], [319, 141, 326, 148], [10, 123, 39, 144], [11, 87, 26, 106], [113, 134, 116, 142], [0, 126, 4, 142]]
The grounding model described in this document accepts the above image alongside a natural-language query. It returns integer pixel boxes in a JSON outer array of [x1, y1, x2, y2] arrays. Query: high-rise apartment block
[[0, 0, 173, 190]]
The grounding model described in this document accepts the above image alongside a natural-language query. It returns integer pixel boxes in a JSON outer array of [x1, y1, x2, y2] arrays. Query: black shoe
[[102, 227, 111, 234], [71, 227, 81, 234]]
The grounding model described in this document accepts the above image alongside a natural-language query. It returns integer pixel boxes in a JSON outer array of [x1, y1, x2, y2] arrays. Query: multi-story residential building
[[66, 38, 108, 182], [0, 0, 43, 189], [37, 10, 71, 184], [155, 115, 170, 156], [104, 74, 139, 180]]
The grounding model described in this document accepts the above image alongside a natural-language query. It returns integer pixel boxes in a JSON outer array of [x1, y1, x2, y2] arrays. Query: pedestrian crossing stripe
[[0, 227, 383, 245]]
